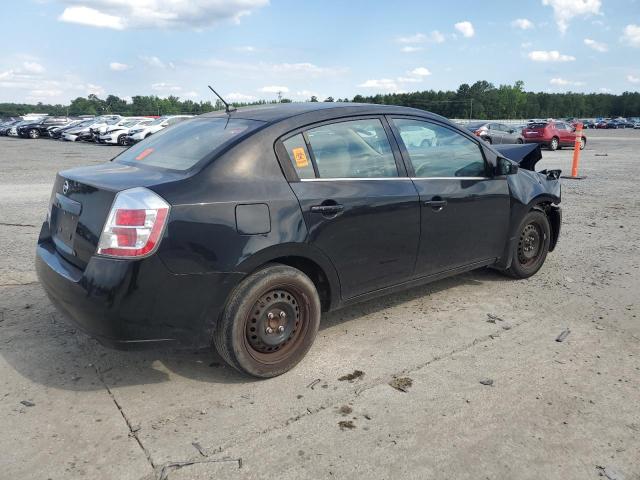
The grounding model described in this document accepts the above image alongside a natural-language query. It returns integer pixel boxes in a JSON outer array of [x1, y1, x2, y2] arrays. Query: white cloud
[[260, 85, 289, 93], [86, 83, 105, 96], [59, 6, 125, 29], [56, 0, 269, 30], [140, 56, 174, 69], [627, 74, 640, 84], [235, 45, 257, 53], [109, 62, 130, 71], [599, 87, 612, 93], [550, 77, 585, 86], [454, 21, 475, 38], [542, 0, 602, 33], [151, 82, 182, 92], [401, 46, 423, 53], [227, 92, 257, 101], [584, 38, 608, 52], [621, 24, 640, 48], [512, 18, 534, 30], [410, 67, 431, 77], [396, 30, 444, 47], [528, 50, 576, 62], [396, 33, 427, 44], [358, 79, 400, 92], [28, 88, 63, 99], [22, 61, 45, 74], [397, 76, 422, 83]]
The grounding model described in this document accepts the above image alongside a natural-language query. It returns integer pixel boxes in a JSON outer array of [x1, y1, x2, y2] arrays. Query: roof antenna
[[208, 85, 236, 113]]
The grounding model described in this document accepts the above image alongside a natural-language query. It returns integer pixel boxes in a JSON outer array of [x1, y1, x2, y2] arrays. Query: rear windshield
[[115, 117, 263, 171], [528, 122, 548, 128]]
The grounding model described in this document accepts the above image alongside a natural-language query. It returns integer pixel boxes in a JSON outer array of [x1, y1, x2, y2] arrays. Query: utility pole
[[469, 99, 473, 120], [277, 91, 282, 102]]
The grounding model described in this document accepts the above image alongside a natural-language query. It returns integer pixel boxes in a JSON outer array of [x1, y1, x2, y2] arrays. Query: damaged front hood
[[493, 143, 542, 171]]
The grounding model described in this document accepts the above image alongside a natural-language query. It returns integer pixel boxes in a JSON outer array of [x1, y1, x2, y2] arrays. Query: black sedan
[[36, 103, 562, 377], [17, 117, 70, 138]]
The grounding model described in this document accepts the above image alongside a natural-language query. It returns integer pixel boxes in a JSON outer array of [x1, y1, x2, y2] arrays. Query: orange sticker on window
[[292, 147, 309, 168], [135, 148, 154, 161]]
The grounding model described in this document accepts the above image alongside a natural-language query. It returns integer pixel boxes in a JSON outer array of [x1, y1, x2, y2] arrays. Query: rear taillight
[[97, 187, 170, 258]]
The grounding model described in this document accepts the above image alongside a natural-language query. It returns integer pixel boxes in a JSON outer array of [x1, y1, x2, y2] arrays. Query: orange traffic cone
[[561, 122, 586, 180]]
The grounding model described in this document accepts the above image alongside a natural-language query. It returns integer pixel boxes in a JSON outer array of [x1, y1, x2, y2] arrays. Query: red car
[[522, 121, 586, 151]]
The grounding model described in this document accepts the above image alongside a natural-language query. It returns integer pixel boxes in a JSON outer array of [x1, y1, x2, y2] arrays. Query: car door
[[555, 122, 572, 145], [487, 123, 504, 144], [388, 117, 511, 277], [500, 124, 517, 144], [278, 117, 421, 299]]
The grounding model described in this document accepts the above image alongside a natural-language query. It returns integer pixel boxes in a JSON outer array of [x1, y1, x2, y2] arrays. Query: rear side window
[[392, 118, 487, 178], [283, 134, 316, 179], [115, 118, 263, 171], [305, 119, 398, 178]]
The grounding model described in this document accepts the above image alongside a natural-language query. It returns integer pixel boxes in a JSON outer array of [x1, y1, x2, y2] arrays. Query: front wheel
[[516, 138, 524, 144], [29, 129, 40, 139], [579, 137, 586, 150], [549, 137, 559, 151], [504, 210, 551, 279], [118, 134, 128, 146], [213, 264, 321, 378]]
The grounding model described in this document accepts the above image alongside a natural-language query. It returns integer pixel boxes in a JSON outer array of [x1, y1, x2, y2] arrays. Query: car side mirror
[[496, 157, 518, 175]]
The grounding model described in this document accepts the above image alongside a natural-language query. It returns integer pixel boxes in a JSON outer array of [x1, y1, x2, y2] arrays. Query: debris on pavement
[[338, 370, 364, 382], [389, 377, 413, 392], [306, 379, 321, 389], [486, 313, 504, 323], [338, 405, 353, 416], [596, 465, 625, 480], [556, 328, 571, 342], [479, 379, 494, 386], [192, 441, 207, 457], [20, 400, 35, 407], [338, 420, 356, 430]]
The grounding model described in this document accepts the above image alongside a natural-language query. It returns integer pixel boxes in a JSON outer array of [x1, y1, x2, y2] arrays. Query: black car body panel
[[36, 103, 562, 348]]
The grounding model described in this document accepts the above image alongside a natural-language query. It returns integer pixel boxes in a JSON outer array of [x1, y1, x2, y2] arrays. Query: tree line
[[1, 81, 639, 119]]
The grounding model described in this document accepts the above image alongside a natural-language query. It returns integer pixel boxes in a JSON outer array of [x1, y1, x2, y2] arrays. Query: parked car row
[[0, 114, 193, 145]]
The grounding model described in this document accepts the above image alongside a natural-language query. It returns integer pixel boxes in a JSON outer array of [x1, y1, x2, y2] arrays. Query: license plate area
[[51, 193, 82, 256]]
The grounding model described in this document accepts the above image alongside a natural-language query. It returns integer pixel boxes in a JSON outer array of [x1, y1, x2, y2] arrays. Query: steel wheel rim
[[551, 138, 558, 149], [243, 284, 308, 364], [517, 223, 543, 267]]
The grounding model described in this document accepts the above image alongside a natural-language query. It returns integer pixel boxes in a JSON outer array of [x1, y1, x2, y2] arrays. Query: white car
[[125, 115, 192, 144], [62, 115, 121, 141], [96, 118, 156, 146]]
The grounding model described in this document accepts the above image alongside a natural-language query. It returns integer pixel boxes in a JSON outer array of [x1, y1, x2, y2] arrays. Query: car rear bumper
[[523, 138, 549, 145], [36, 225, 244, 349]]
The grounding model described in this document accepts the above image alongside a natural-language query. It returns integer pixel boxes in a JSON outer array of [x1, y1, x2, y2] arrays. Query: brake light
[[474, 129, 483, 136], [97, 187, 170, 258]]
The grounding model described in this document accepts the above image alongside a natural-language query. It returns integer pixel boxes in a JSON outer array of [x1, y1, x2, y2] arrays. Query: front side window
[[305, 119, 398, 178], [392, 118, 487, 178]]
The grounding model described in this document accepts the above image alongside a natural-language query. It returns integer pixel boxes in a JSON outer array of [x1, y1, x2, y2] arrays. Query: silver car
[[466, 122, 524, 144]]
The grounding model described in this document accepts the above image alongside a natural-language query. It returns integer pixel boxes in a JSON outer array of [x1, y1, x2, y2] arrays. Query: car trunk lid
[[48, 162, 185, 270], [523, 122, 548, 138]]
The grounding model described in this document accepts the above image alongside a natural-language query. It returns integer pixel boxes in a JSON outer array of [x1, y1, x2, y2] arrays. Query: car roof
[[199, 102, 448, 124]]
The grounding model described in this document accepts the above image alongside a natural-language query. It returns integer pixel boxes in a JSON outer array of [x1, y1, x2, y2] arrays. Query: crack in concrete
[[156, 458, 241, 480], [0, 281, 40, 287], [0, 222, 36, 228], [92, 365, 157, 472]]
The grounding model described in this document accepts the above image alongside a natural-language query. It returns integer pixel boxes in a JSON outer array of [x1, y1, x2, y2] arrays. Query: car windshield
[[148, 117, 167, 126], [115, 117, 264, 171]]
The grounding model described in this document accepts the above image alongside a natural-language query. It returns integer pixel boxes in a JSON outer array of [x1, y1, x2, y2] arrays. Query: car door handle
[[423, 199, 447, 210], [311, 204, 344, 215]]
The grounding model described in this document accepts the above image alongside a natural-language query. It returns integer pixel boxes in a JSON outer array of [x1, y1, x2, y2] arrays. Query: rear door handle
[[311, 204, 344, 215], [423, 199, 447, 210]]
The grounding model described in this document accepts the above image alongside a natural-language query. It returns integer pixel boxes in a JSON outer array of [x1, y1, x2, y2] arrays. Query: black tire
[[516, 138, 524, 144], [549, 137, 559, 151], [118, 134, 127, 146], [29, 129, 40, 139], [484, 136, 493, 144], [504, 210, 551, 279], [213, 264, 321, 378]]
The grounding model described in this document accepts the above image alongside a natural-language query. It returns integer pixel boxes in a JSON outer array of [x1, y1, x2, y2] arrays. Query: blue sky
[[1, 0, 639, 104]]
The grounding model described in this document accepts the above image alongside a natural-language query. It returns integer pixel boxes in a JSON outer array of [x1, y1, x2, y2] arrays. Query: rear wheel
[[29, 129, 40, 139], [504, 210, 551, 279], [549, 137, 559, 151], [117, 134, 127, 146], [484, 136, 493, 144], [516, 138, 524, 144], [213, 264, 321, 378]]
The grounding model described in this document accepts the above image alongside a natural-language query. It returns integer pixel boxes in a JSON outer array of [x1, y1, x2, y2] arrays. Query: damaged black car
[[36, 103, 561, 377]]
